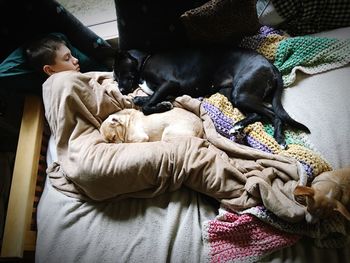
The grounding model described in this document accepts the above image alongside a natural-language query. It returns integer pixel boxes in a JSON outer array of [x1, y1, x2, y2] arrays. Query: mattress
[[36, 26, 350, 263]]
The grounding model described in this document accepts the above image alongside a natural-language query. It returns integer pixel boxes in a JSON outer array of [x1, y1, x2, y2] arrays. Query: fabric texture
[[180, 0, 260, 45], [36, 60, 350, 263], [239, 26, 350, 87], [203, 205, 350, 263], [114, 0, 260, 49], [39, 134, 217, 262], [202, 94, 332, 182], [114, 0, 207, 51], [203, 208, 301, 263], [201, 26, 350, 262], [36, 26, 350, 263], [270, 0, 350, 35], [274, 37, 350, 86], [37, 173, 217, 263], [238, 22, 350, 174], [42, 70, 309, 222]]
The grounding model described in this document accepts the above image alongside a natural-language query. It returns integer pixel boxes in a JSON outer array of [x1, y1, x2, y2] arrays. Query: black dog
[[113, 47, 310, 148]]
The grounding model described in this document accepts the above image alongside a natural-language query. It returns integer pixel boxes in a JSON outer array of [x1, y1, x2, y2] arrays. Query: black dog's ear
[[113, 51, 121, 81], [128, 49, 149, 63], [114, 50, 138, 68], [113, 49, 142, 84], [113, 50, 131, 81], [114, 50, 127, 67], [116, 49, 130, 60]]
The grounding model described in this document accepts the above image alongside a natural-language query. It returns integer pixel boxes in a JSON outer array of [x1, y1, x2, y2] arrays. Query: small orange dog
[[100, 107, 203, 143], [294, 167, 350, 223]]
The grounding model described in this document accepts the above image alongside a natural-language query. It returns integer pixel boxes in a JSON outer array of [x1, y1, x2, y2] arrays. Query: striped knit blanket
[[241, 26, 350, 87], [202, 26, 350, 262]]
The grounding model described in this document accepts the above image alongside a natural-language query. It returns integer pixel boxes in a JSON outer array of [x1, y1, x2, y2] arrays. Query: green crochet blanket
[[275, 36, 350, 86], [240, 26, 350, 87]]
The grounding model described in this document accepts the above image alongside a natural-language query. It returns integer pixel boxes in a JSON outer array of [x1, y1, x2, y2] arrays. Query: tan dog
[[294, 167, 350, 223], [100, 108, 204, 143]]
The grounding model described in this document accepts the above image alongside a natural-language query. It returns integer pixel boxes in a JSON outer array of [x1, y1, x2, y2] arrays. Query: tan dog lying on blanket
[[294, 167, 350, 223], [100, 107, 204, 143]]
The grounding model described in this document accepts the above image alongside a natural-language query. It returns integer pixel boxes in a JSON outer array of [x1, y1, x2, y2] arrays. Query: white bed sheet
[[38, 135, 217, 263], [36, 27, 350, 263], [281, 26, 350, 170]]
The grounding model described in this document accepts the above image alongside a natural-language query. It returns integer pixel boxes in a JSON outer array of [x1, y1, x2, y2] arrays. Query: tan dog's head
[[100, 113, 128, 143], [294, 168, 350, 223]]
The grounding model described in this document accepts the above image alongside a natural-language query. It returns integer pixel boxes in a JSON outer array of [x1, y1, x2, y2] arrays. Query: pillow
[[0, 33, 110, 94], [180, 0, 261, 46], [114, 0, 208, 51]]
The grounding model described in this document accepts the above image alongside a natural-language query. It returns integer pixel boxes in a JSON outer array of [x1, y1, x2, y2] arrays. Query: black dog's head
[[113, 50, 140, 95]]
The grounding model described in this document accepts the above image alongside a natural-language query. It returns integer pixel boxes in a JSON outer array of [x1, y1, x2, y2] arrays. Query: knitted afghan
[[201, 91, 347, 263], [202, 93, 332, 182], [203, 209, 300, 263], [202, 26, 350, 262], [203, 207, 350, 263], [240, 26, 350, 87], [180, 0, 260, 45], [275, 37, 350, 86]]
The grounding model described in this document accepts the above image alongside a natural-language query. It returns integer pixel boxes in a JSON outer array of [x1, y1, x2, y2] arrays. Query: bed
[[1, 4, 350, 263]]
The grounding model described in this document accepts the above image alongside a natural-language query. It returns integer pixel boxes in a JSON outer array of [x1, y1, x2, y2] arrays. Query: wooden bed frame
[[0, 37, 116, 260], [1, 96, 44, 258]]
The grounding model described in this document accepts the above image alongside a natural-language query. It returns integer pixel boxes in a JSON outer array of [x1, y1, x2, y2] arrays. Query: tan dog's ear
[[109, 113, 128, 127], [334, 200, 350, 221], [110, 117, 119, 125], [294, 186, 315, 197]]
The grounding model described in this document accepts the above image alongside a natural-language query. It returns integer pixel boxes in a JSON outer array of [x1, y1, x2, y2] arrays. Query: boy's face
[[43, 44, 80, 76]]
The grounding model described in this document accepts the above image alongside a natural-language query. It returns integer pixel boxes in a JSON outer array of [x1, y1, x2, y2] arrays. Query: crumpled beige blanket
[[43, 71, 307, 222]]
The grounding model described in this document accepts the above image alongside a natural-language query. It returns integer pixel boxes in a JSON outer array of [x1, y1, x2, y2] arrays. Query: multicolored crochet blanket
[[202, 26, 350, 262], [202, 93, 331, 182], [203, 207, 349, 263], [241, 26, 350, 87]]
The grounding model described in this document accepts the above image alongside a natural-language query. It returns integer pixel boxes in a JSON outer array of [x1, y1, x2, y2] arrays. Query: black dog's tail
[[272, 71, 310, 133]]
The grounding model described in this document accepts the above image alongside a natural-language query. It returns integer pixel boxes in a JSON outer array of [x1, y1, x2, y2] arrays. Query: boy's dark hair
[[25, 34, 67, 72]]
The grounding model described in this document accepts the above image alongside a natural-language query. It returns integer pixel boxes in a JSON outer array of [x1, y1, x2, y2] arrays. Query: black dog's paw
[[159, 101, 173, 110], [229, 124, 244, 136], [278, 141, 288, 150], [142, 101, 173, 115], [133, 96, 150, 106], [275, 135, 288, 150], [229, 125, 246, 143]]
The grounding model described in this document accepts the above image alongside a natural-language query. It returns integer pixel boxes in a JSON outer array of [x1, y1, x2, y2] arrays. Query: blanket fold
[[43, 70, 307, 222], [201, 27, 350, 261], [44, 27, 346, 224]]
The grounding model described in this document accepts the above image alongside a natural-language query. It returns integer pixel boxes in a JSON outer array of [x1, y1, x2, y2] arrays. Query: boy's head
[[25, 34, 80, 76]]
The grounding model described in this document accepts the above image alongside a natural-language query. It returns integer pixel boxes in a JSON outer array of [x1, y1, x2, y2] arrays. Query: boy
[[25, 34, 80, 76]]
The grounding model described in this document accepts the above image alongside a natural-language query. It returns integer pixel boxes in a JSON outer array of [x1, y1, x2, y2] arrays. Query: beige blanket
[[43, 71, 307, 222]]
